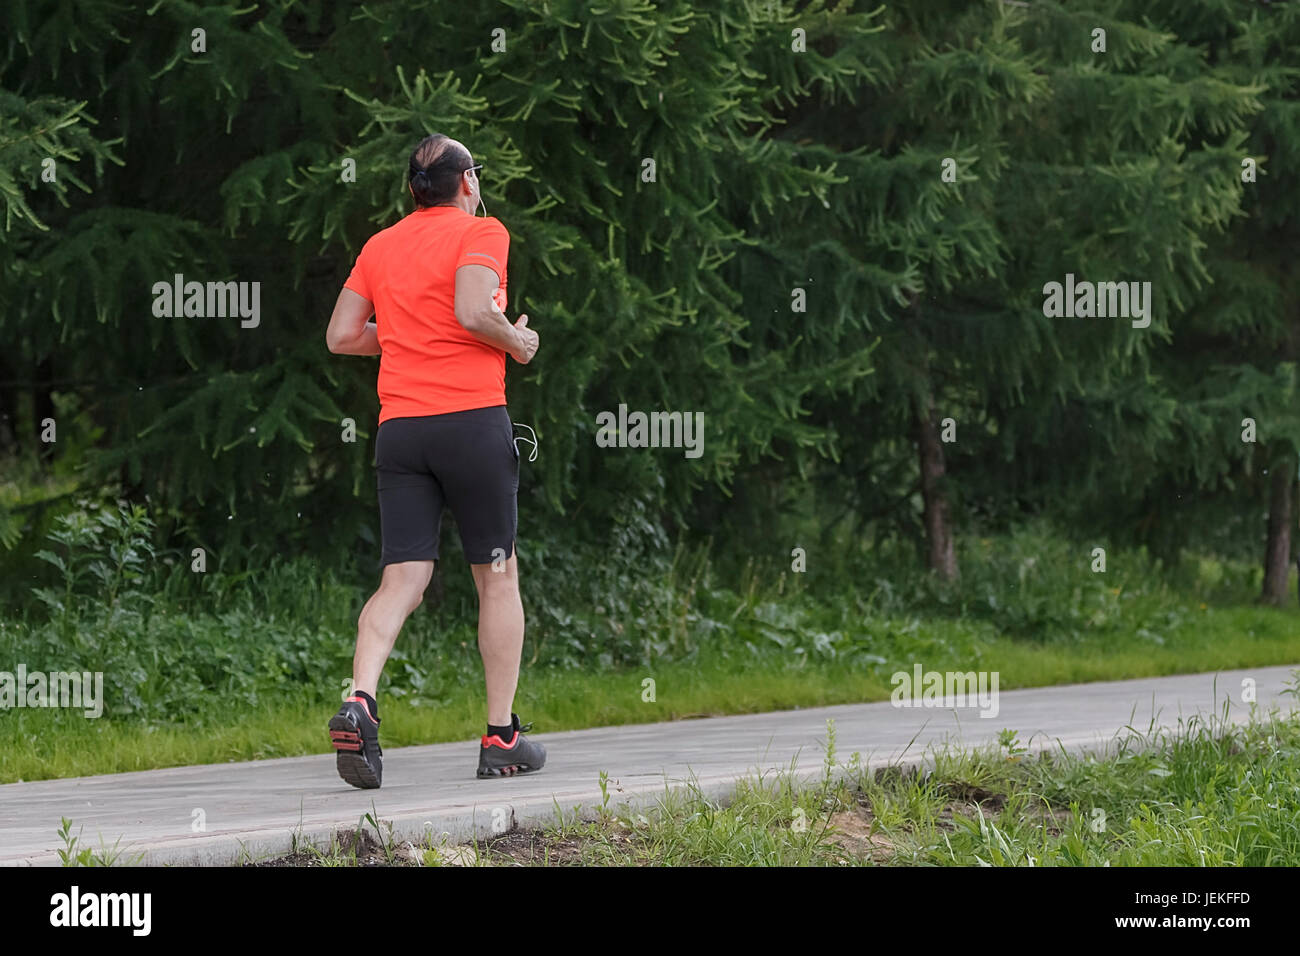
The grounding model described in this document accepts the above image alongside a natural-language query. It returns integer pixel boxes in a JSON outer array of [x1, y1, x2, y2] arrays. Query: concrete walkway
[[2, 665, 1297, 866]]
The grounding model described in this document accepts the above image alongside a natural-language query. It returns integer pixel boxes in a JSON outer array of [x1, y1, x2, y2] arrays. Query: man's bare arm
[[454, 264, 538, 364], [326, 288, 381, 355]]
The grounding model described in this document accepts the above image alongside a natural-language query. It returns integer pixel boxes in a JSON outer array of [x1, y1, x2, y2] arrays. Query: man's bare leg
[[470, 548, 524, 726], [353, 560, 433, 697]]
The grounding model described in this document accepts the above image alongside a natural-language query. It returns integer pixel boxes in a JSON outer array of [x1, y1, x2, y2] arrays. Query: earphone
[[471, 170, 487, 217]]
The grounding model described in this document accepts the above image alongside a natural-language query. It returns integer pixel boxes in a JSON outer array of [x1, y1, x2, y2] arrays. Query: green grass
[[865, 706, 1300, 866], [238, 707, 1300, 867], [5, 602, 1299, 782]]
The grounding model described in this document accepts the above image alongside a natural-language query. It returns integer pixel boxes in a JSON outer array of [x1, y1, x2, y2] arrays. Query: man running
[[323, 133, 545, 787]]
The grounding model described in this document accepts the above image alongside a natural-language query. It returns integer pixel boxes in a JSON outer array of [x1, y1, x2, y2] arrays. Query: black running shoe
[[329, 696, 382, 789], [477, 712, 546, 778]]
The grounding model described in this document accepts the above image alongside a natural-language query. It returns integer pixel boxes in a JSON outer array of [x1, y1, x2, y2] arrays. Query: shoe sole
[[476, 763, 543, 778], [329, 713, 381, 789], [477, 740, 545, 778]]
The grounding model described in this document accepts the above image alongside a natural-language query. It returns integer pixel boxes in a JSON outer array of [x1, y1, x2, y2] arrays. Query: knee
[[378, 563, 432, 613], [389, 583, 426, 617], [475, 565, 518, 600]]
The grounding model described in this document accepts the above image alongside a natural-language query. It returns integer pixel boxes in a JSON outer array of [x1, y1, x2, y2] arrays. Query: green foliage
[[31, 498, 154, 629], [56, 815, 141, 866], [0, 0, 1294, 599], [2, 501, 1284, 738]]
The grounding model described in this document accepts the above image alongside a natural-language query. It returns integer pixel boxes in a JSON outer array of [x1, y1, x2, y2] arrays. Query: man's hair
[[408, 134, 472, 207]]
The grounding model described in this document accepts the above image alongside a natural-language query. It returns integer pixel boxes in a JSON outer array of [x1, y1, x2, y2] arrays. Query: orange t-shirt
[[344, 205, 510, 423]]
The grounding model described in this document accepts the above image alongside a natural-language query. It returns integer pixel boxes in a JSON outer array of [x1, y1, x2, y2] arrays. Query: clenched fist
[[511, 314, 539, 365]]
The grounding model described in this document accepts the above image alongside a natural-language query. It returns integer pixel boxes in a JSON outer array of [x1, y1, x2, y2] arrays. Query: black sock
[[488, 721, 515, 741], [354, 690, 380, 722]]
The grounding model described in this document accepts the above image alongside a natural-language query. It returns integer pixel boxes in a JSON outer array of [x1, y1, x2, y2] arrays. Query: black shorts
[[374, 405, 519, 567]]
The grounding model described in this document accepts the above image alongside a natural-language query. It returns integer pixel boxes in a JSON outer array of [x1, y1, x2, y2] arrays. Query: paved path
[[2, 665, 1297, 865]]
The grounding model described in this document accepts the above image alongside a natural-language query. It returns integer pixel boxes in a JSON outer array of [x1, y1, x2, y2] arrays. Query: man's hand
[[511, 314, 539, 365]]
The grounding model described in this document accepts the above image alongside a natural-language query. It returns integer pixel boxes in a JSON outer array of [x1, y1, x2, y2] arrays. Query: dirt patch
[[250, 827, 423, 867], [481, 818, 655, 865], [930, 796, 1072, 837], [942, 782, 1008, 811], [249, 817, 644, 867], [824, 806, 896, 863], [479, 829, 593, 865], [1024, 802, 1073, 836]]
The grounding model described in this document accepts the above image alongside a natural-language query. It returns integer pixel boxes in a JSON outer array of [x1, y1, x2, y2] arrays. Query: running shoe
[[477, 712, 546, 778], [329, 696, 383, 789]]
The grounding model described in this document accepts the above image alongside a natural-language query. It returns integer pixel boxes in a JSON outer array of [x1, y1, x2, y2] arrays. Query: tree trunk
[[915, 390, 958, 582], [1260, 456, 1295, 606]]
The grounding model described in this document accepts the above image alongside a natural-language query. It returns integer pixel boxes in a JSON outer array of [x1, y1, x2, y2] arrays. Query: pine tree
[[1, 0, 1291, 602], [0, 1, 876, 564], [1135, 0, 1300, 602], [732, 0, 1258, 582]]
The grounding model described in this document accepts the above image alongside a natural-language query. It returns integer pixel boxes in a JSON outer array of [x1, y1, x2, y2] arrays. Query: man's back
[[345, 205, 511, 422]]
